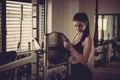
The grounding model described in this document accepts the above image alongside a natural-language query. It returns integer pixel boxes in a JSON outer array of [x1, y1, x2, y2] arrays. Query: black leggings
[[71, 63, 93, 80]]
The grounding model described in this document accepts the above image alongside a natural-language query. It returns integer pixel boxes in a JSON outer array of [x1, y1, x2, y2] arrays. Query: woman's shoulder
[[82, 35, 92, 49], [84, 35, 92, 43]]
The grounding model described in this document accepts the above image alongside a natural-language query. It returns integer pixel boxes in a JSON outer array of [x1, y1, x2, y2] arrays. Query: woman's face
[[73, 20, 87, 32]]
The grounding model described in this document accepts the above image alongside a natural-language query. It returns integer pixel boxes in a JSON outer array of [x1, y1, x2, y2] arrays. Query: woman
[[63, 12, 93, 80]]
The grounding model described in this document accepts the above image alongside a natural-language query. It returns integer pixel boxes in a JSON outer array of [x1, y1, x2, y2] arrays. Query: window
[[97, 14, 120, 42], [0, 0, 45, 52], [6, 1, 33, 52]]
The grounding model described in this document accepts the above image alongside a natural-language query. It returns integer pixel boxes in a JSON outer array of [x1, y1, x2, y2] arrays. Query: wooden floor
[[92, 62, 120, 80]]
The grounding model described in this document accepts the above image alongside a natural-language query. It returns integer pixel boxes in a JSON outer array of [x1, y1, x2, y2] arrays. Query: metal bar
[[32, 0, 40, 79], [0, 52, 33, 72], [36, 0, 39, 44], [1, 0, 6, 53], [44, 0, 47, 34], [94, 0, 99, 47], [43, 34, 48, 80], [43, 0, 48, 80]]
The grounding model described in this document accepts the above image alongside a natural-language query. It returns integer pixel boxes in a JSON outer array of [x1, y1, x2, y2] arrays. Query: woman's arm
[[63, 36, 92, 65]]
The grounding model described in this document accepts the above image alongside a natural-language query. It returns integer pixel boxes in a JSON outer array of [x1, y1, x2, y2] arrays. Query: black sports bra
[[73, 40, 83, 54], [72, 34, 86, 54]]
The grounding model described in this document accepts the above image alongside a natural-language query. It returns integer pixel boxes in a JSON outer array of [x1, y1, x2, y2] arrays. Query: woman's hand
[[63, 41, 73, 51]]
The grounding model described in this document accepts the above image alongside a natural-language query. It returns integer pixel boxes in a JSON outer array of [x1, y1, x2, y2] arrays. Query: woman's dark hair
[[73, 12, 90, 40]]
